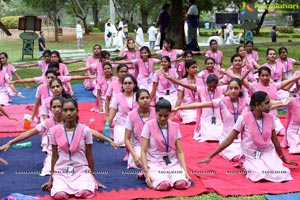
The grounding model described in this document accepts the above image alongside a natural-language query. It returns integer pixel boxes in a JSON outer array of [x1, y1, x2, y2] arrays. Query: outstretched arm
[[197, 129, 240, 164], [176, 101, 213, 111]]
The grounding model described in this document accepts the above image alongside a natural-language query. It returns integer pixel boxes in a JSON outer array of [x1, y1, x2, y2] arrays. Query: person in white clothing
[[147, 23, 157, 50], [113, 27, 126, 50], [76, 21, 83, 49], [135, 23, 144, 46], [105, 22, 113, 48]]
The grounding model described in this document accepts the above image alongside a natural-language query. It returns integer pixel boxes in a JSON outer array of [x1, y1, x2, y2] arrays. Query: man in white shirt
[[76, 21, 83, 49], [147, 23, 157, 50]]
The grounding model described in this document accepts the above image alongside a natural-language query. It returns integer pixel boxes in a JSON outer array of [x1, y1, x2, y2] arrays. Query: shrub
[[277, 26, 294, 33], [0, 16, 20, 29]]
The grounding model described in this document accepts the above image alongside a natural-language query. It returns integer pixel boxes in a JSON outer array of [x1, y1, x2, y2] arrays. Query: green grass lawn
[[0, 32, 296, 199]]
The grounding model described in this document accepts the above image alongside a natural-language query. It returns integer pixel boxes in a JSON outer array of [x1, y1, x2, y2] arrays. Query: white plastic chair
[[232, 33, 242, 44]]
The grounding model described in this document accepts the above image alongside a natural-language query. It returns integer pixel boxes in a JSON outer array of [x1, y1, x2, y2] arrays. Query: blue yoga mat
[[12, 84, 96, 104], [265, 193, 300, 200], [0, 135, 147, 197]]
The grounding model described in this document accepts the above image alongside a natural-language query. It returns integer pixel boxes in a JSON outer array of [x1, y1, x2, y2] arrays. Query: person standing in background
[[270, 26, 278, 43], [38, 31, 46, 58], [157, 3, 171, 50], [123, 20, 129, 38], [135, 23, 144, 46], [147, 23, 157, 50], [186, 0, 199, 44], [76, 21, 83, 49]]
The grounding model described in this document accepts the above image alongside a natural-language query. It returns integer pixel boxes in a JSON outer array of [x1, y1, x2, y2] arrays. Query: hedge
[[0, 16, 20, 29]]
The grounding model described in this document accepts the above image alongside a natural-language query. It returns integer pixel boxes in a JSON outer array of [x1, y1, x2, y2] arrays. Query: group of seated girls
[[1, 38, 300, 199]]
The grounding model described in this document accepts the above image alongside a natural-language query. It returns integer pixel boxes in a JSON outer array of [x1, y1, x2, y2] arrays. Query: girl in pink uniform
[[199, 91, 297, 183], [176, 78, 248, 161], [117, 38, 141, 76], [0, 52, 29, 100], [0, 64, 24, 105], [205, 39, 224, 69], [104, 64, 128, 115], [175, 59, 202, 124], [40, 78, 72, 120], [164, 66, 227, 141], [262, 48, 286, 82], [1, 97, 65, 176], [141, 98, 190, 191], [221, 54, 255, 86], [198, 57, 222, 82], [38, 50, 52, 75], [155, 38, 183, 68], [150, 56, 178, 107], [69, 44, 101, 90], [245, 41, 259, 62], [106, 74, 139, 145], [242, 66, 300, 136], [236, 46, 260, 78], [50, 51, 73, 96], [42, 98, 104, 199], [125, 89, 156, 170], [284, 95, 300, 154], [112, 46, 160, 92], [176, 50, 193, 79], [94, 62, 117, 113], [277, 47, 300, 79]]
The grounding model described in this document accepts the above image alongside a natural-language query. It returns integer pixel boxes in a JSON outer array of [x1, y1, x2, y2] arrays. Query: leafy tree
[[67, 0, 90, 35], [23, 0, 65, 41], [91, 0, 107, 27], [111, 0, 138, 22]]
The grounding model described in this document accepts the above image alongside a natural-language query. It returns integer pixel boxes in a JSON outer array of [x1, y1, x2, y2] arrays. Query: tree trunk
[[48, 12, 59, 41], [166, 0, 184, 48], [255, 0, 273, 35], [141, 8, 149, 29], [254, 9, 268, 35], [82, 17, 89, 35], [92, 3, 99, 27]]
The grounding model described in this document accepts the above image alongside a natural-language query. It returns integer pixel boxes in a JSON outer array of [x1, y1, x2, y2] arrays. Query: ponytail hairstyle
[[51, 51, 63, 63], [206, 74, 219, 85], [50, 96, 64, 108], [184, 59, 197, 78], [0, 52, 8, 70], [266, 48, 276, 56], [249, 91, 268, 111], [135, 88, 150, 102], [49, 78, 72, 99], [161, 56, 171, 68], [48, 61, 61, 75], [278, 47, 288, 54], [230, 53, 242, 63], [140, 46, 151, 58], [258, 66, 271, 76], [43, 50, 52, 57], [229, 78, 243, 97], [62, 98, 80, 123], [45, 69, 59, 78], [164, 38, 175, 49], [121, 74, 139, 93], [155, 97, 172, 112]]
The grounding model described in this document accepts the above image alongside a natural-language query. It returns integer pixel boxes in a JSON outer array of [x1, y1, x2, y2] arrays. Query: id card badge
[[254, 151, 261, 159], [297, 128, 300, 135], [211, 116, 216, 124], [166, 90, 170, 95], [66, 164, 74, 176], [147, 78, 152, 84], [163, 155, 171, 165]]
